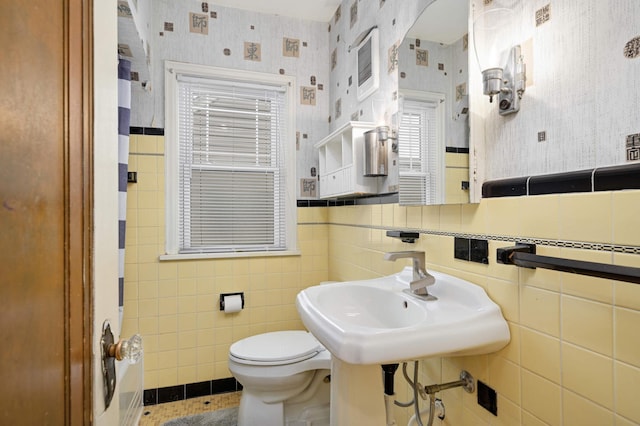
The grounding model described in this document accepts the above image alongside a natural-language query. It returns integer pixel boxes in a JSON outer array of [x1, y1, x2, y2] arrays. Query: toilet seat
[[230, 331, 323, 366]]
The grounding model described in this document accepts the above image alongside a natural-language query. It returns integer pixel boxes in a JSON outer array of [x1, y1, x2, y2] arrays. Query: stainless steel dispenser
[[363, 128, 388, 176]]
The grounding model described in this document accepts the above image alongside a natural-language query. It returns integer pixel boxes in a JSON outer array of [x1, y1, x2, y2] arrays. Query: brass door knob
[[107, 333, 143, 363], [100, 320, 143, 409]]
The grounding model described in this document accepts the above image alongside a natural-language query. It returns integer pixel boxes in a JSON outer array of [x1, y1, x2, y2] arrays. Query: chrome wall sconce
[[376, 125, 398, 153], [473, 7, 526, 115], [363, 125, 395, 177], [371, 97, 398, 153]]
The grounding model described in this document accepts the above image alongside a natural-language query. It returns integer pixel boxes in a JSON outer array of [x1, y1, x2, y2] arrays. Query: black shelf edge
[[594, 163, 640, 191], [482, 177, 528, 198], [529, 169, 592, 195], [483, 162, 640, 198], [129, 126, 165, 135]]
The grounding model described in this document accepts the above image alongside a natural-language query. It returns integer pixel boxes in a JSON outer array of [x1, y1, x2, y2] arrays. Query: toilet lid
[[230, 331, 323, 365]]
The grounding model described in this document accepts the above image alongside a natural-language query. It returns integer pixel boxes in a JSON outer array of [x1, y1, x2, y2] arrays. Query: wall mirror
[[397, 0, 472, 205]]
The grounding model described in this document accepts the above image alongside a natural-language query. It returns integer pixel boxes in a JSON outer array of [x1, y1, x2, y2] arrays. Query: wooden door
[[0, 1, 92, 424]]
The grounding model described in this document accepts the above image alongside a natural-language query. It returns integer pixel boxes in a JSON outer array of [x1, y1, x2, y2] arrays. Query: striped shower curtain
[[118, 58, 131, 313]]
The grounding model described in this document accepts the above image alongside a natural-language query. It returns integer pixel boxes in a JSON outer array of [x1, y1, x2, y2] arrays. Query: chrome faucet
[[384, 251, 435, 296]]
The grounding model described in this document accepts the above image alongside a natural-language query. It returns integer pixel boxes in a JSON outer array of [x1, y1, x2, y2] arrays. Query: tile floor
[[138, 391, 241, 426]]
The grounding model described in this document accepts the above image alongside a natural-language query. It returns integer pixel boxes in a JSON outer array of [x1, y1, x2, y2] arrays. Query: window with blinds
[[398, 99, 439, 205], [165, 63, 296, 256]]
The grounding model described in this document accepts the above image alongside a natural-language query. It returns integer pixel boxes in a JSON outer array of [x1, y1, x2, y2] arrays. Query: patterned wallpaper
[[475, 0, 640, 180], [120, 0, 332, 198], [119, 0, 639, 197], [327, 0, 435, 194], [117, 0, 151, 92], [328, 0, 434, 130], [119, 0, 444, 198], [399, 34, 469, 149]]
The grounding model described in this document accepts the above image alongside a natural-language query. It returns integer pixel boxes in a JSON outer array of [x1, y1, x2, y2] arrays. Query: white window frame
[[162, 61, 298, 259], [398, 89, 446, 205]]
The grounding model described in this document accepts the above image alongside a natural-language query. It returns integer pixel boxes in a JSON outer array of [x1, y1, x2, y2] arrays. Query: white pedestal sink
[[296, 267, 510, 425]]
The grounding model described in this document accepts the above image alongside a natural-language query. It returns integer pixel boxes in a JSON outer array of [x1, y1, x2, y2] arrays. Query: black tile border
[[594, 163, 640, 191], [213, 377, 241, 393], [143, 388, 157, 406], [482, 177, 527, 198], [297, 192, 399, 207], [529, 169, 592, 195], [445, 147, 470, 154], [130, 126, 165, 136], [483, 163, 640, 198], [125, 129, 638, 199], [157, 384, 184, 404], [123, 127, 429, 207], [297, 199, 331, 207], [186, 381, 211, 399], [144, 377, 242, 406]]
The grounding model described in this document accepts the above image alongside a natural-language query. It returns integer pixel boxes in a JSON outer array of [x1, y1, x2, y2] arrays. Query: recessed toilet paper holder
[[220, 292, 245, 311]]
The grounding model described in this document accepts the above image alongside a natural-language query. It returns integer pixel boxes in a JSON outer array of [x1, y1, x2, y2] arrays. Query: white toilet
[[228, 330, 331, 426]]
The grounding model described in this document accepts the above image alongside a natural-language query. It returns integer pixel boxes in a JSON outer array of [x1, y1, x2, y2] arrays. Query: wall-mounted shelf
[[315, 121, 380, 199]]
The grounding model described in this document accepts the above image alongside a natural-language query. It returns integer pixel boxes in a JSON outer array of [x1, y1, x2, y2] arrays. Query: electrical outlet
[[454, 237, 470, 261], [470, 239, 489, 264], [454, 238, 489, 264], [477, 380, 497, 416]]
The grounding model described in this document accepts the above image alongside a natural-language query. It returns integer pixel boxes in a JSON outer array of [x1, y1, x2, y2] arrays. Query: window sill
[[159, 250, 301, 261]]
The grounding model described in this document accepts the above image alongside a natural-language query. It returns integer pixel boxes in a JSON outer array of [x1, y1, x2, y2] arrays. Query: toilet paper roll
[[222, 294, 243, 314]]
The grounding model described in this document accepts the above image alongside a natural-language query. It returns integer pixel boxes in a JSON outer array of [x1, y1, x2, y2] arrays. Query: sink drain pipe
[[382, 364, 400, 425], [397, 362, 476, 426], [410, 361, 430, 426]]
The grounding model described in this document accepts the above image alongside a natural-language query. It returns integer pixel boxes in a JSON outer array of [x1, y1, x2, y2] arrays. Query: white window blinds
[[398, 99, 438, 205], [176, 76, 288, 253]]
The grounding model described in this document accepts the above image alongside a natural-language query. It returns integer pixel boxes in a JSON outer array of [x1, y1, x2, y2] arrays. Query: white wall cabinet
[[315, 121, 380, 199]]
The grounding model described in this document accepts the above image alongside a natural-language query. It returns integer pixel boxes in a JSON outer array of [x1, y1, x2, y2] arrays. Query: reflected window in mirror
[[396, 0, 471, 205], [398, 94, 444, 205]]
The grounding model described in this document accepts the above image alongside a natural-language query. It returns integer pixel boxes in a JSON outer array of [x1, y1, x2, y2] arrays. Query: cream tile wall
[[445, 152, 470, 204], [121, 134, 329, 389], [119, 3, 640, 424], [327, 192, 640, 426], [123, 134, 640, 425]]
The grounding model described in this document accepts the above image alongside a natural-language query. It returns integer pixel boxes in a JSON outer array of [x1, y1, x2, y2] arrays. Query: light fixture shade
[[472, 7, 517, 73], [371, 95, 387, 126], [473, 5, 526, 114]]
